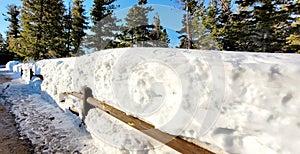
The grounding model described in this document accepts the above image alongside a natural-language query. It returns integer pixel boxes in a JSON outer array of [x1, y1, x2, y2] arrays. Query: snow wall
[[26, 48, 300, 154]]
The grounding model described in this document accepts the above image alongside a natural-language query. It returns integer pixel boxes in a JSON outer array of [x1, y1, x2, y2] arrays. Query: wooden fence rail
[[62, 87, 214, 154]]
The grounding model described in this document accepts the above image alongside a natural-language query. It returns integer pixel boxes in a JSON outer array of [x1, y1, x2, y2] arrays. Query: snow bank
[[34, 48, 300, 153], [5, 61, 19, 71], [0, 60, 37, 82]]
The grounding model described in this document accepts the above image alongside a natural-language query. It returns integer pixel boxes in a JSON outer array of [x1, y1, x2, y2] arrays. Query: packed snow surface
[[2, 47, 300, 153], [0, 77, 101, 153]]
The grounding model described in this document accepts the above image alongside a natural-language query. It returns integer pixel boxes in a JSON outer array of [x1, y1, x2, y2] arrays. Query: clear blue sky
[[0, 0, 205, 47]]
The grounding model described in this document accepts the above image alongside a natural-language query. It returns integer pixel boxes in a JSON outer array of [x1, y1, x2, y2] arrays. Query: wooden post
[[82, 86, 94, 121]]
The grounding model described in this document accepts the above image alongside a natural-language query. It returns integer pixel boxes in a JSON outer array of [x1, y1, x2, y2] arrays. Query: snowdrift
[[5, 61, 20, 71], [25, 48, 300, 153]]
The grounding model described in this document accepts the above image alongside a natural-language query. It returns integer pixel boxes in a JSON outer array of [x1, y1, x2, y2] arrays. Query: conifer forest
[[1, 0, 299, 61]]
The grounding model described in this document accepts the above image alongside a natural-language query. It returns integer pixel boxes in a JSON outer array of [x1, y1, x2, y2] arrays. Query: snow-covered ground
[[1, 48, 300, 154], [0, 71, 101, 153]]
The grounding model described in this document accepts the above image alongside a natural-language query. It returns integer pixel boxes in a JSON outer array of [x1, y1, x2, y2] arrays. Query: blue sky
[[0, 0, 194, 47]]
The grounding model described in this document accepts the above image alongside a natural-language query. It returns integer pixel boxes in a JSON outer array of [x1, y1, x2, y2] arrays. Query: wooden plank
[[66, 92, 84, 99], [63, 92, 215, 153], [87, 97, 214, 154]]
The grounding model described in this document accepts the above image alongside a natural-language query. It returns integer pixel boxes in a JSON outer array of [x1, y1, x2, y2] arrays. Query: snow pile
[[5, 61, 19, 71], [12, 63, 22, 73], [29, 48, 300, 153]]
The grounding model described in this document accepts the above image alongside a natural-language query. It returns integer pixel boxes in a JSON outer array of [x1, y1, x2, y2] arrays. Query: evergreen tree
[[20, 0, 43, 60], [194, 12, 218, 49], [5, 5, 20, 38], [177, 0, 217, 50], [20, 0, 67, 60], [286, 0, 300, 53], [5, 4, 21, 56], [160, 29, 170, 48], [213, 0, 235, 51], [177, 0, 199, 49], [0, 34, 5, 49], [123, 3, 153, 47], [86, 0, 120, 51], [176, 0, 299, 52], [200, 0, 241, 51], [0, 33, 13, 64], [43, 0, 67, 57], [64, 0, 73, 56], [229, 0, 293, 52], [254, 1, 289, 52], [71, 0, 88, 55], [149, 13, 161, 46], [149, 13, 170, 47], [0, 34, 8, 53], [116, 26, 135, 47]]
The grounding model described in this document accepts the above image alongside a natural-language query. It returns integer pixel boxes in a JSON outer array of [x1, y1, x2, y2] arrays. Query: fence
[[61, 87, 214, 154]]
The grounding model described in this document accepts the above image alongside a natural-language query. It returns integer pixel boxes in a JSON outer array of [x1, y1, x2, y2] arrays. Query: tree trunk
[[186, 5, 191, 49]]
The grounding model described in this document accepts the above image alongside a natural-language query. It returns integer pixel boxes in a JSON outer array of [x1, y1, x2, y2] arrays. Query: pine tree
[[160, 29, 170, 48], [230, 0, 293, 52], [177, 13, 196, 49], [149, 13, 170, 47], [64, 0, 73, 56], [20, 0, 67, 60], [194, 17, 218, 49], [177, 0, 217, 50], [177, 0, 199, 49], [86, 0, 120, 51], [0, 34, 8, 53], [20, 0, 44, 60], [5, 5, 20, 39], [149, 13, 161, 46], [0, 34, 5, 50], [71, 0, 88, 55], [214, 0, 236, 51], [43, 0, 68, 57], [124, 3, 153, 47], [200, 0, 241, 51], [5, 4, 21, 56], [116, 27, 135, 47], [286, 0, 300, 53], [185, 0, 299, 52], [0, 33, 13, 64]]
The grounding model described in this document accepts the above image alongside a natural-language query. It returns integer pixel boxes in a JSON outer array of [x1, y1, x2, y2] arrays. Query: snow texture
[[0, 79, 102, 153], [5, 61, 19, 71], [2, 47, 300, 154]]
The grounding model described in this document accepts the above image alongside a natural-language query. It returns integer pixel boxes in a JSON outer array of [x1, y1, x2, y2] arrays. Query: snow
[[0, 78, 101, 153], [5, 61, 19, 71], [1, 47, 300, 153], [0, 66, 178, 153]]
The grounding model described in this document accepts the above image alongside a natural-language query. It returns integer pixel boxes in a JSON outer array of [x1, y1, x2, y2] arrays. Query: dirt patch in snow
[[0, 74, 11, 84], [0, 103, 33, 154], [0, 73, 33, 153]]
